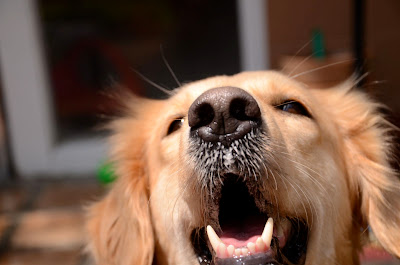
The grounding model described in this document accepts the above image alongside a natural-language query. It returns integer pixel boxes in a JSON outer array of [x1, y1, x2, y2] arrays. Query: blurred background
[[0, 0, 399, 264]]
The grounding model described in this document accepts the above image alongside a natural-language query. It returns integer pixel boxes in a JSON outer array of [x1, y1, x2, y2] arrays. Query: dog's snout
[[188, 86, 261, 145]]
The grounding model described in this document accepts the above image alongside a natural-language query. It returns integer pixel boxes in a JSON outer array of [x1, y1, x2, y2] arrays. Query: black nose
[[188, 86, 261, 146]]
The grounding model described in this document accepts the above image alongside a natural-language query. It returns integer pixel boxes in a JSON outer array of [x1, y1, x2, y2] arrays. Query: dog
[[86, 71, 400, 265]]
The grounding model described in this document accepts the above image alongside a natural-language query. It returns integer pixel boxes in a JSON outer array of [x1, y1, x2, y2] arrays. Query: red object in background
[[52, 39, 143, 119], [360, 245, 399, 263]]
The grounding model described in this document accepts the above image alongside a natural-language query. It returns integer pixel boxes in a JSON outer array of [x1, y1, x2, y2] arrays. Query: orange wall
[[268, 0, 352, 69], [267, 0, 400, 112], [366, 0, 400, 112]]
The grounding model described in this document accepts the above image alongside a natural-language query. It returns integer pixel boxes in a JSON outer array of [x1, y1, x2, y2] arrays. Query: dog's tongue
[[219, 218, 266, 248], [207, 218, 274, 258]]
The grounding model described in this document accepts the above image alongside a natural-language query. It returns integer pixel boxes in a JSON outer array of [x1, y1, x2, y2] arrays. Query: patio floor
[[0, 178, 398, 265]]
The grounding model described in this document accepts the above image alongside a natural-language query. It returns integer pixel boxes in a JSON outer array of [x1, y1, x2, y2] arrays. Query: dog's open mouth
[[191, 174, 309, 265]]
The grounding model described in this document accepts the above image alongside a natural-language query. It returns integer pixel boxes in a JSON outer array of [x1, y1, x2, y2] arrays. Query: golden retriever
[[86, 71, 400, 265]]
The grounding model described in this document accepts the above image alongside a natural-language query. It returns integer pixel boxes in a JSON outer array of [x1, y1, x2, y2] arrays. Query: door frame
[[0, 0, 269, 178]]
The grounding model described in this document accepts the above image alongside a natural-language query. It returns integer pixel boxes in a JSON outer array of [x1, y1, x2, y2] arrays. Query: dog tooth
[[206, 225, 222, 254], [235, 248, 242, 257], [241, 248, 249, 256], [227, 245, 235, 257], [261, 218, 273, 247], [255, 237, 266, 252], [247, 242, 256, 254], [218, 243, 228, 258]]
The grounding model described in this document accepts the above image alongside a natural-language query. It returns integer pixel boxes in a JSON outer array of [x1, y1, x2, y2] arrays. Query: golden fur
[[86, 71, 400, 265]]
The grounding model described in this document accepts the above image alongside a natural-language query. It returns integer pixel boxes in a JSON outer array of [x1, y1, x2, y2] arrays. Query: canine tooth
[[255, 237, 266, 252], [227, 245, 235, 257], [261, 218, 274, 247], [247, 242, 256, 254], [206, 225, 222, 254], [235, 248, 242, 257]]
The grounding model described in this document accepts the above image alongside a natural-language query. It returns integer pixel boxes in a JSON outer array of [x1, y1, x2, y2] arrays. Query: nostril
[[230, 98, 248, 121], [230, 98, 261, 121], [229, 98, 248, 121], [190, 103, 215, 129]]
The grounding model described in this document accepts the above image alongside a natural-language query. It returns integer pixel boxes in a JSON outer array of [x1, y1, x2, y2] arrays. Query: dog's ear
[[351, 123, 400, 258], [86, 177, 154, 265], [330, 84, 400, 257], [86, 98, 162, 265]]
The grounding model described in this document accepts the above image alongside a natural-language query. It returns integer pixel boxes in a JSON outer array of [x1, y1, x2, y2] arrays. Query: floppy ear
[[86, 176, 154, 265], [356, 132, 400, 257], [86, 98, 160, 265], [332, 85, 400, 257]]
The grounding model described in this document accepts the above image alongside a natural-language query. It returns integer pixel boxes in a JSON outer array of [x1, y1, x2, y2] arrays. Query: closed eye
[[275, 100, 311, 118], [167, 117, 184, 135]]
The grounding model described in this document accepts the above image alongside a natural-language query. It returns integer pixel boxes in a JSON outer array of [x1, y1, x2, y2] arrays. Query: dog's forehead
[[172, 71, 312, 105]]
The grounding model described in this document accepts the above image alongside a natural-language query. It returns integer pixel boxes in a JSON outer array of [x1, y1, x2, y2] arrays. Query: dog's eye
[[276, 100, 311, 117], [167, 118, 184, 135]]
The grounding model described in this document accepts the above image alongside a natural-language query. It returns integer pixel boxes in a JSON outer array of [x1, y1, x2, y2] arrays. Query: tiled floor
[[0, 178, 104, 265], [0, 178, 398, 265]]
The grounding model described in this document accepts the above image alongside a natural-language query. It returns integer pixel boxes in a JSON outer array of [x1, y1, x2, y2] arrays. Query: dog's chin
[[190, 173, 309, 265]]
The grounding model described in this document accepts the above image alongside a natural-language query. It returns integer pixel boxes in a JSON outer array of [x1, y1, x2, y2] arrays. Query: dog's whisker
[[265, 152, 284, 177], [296, 183, 315, 229], [266, 142, 328, 193], [263, 145, 328, 204], [277, 172, 302, 226], [292, 163, 327, 194], [266, 167, 281, 220], [276, 156, 322, 230], [160, 45, 182, 88], [284, 174, 310, 226], [290, 59, 355, 80], [293, 165, 324, 226], [281, 38, 314, 74], [363, 79, 388, 88], [267, 141, 314, 159], [354, 71, 370, 86], [267, 161, 278, 191], [287, 50, 323, 78], [131, 68, 173, 95]]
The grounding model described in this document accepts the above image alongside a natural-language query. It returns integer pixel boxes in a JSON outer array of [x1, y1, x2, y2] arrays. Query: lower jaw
[[193, 236, 281, 265], [214, 251, 278, 265], [191, 219, 308, 265]]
